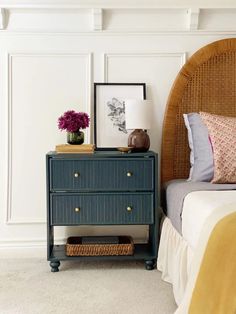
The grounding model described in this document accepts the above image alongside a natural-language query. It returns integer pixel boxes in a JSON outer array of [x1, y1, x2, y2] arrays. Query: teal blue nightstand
[[46, 150, 158, 272]]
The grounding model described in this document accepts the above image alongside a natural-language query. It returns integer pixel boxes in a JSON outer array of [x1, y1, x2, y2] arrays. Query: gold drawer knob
[[127, 206, 132, 212], [74, 207, 80, 212], [74, 172, 80, 178], [127, 172, 133, 177]]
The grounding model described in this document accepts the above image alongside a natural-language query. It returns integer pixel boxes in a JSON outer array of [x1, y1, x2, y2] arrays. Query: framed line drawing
[[94, 83, 146, 150]]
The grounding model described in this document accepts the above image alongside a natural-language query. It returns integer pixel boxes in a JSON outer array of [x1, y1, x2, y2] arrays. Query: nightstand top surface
[[47, 150, 157, 158]]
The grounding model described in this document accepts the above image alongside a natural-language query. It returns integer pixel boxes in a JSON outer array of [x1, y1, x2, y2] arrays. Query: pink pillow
[[200, 112, 236, 184]]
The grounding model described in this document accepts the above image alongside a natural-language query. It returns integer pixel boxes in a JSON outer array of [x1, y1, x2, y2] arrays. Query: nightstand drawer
[[50, 193, 154, 225], [50, 159, 153, 191]]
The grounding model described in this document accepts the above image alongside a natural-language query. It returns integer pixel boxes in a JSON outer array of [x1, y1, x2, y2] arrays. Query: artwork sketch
[[106, 98, 127, 134], [94, 83, 145, 149]]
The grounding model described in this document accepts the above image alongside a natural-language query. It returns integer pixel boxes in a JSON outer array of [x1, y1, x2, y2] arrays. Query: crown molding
[[187, 8, 200, 30], [93, 8, 102, 30], [0, 8, 6, 29], [0, 4, 236, 32], [1, 0, 236, 9]]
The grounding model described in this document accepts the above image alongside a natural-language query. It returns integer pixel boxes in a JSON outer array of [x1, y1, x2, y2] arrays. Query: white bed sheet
[[182, 190, 236, 250]]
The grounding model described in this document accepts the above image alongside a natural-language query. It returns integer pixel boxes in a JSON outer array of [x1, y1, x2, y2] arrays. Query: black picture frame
[[94, 83, 146, 150]]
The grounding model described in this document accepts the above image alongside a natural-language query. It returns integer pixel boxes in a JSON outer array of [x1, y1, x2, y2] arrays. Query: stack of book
[[55, 144, 95, 154]]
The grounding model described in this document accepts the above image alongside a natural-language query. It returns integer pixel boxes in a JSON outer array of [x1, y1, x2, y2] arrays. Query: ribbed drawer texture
[[50, 159, 153, 191], [50, 193, 154, 225]]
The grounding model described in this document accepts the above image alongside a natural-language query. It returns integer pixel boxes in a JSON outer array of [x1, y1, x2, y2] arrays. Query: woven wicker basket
[[66, 236, 134, 256]]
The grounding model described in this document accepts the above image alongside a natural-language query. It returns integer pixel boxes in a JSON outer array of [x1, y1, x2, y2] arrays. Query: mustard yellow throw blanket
[[176, 203, 236, 314]]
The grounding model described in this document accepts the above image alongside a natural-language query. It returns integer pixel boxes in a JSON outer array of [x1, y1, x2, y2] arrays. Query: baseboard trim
[[0, 246, 46, 258], [0, 238, 62, 258]]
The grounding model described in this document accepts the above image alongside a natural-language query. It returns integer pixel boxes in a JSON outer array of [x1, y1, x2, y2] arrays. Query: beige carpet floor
[[0, 259, 177, 314]]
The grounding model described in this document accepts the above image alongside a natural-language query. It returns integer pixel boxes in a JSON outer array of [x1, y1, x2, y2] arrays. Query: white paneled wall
[[0, 1, 236, 256]]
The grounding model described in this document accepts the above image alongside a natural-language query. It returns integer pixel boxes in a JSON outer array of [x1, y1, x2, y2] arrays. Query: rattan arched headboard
[[161, 38, 236, 184]]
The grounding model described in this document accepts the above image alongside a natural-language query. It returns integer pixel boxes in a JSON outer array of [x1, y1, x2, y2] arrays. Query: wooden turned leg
[[145, 260, 155, 270], [50, 260, 60, 272]]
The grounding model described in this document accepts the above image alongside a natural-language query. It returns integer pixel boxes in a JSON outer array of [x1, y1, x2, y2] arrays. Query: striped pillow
[[200, 112, 236, 184]]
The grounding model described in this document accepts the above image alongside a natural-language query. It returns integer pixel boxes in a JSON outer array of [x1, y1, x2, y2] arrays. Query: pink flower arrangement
[[58, 110, 90, 133]]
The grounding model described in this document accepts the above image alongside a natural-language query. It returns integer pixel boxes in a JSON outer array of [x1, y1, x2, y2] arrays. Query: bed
[[157, 38, 236, 313]]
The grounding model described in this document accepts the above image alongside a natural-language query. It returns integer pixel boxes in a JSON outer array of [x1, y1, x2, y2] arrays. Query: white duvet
[[182, 190, 236, 250]]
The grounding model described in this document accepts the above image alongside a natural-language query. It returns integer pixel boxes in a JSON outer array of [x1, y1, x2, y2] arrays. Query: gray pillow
[[183, 113, 214, 182]]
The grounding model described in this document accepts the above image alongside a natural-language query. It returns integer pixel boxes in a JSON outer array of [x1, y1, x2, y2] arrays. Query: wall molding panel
[[6, 52, 92, 225], [102, 51, 186, 171], [103, 52, 186, 82]]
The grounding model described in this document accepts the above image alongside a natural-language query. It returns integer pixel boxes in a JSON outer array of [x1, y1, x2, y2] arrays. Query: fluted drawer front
[[50, 193, 153, 225], [50, 159, 153, 191]]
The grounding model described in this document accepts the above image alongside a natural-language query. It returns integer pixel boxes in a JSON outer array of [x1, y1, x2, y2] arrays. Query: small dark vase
[[67, 131, 84, 145], [128, 129, 150, 152]]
